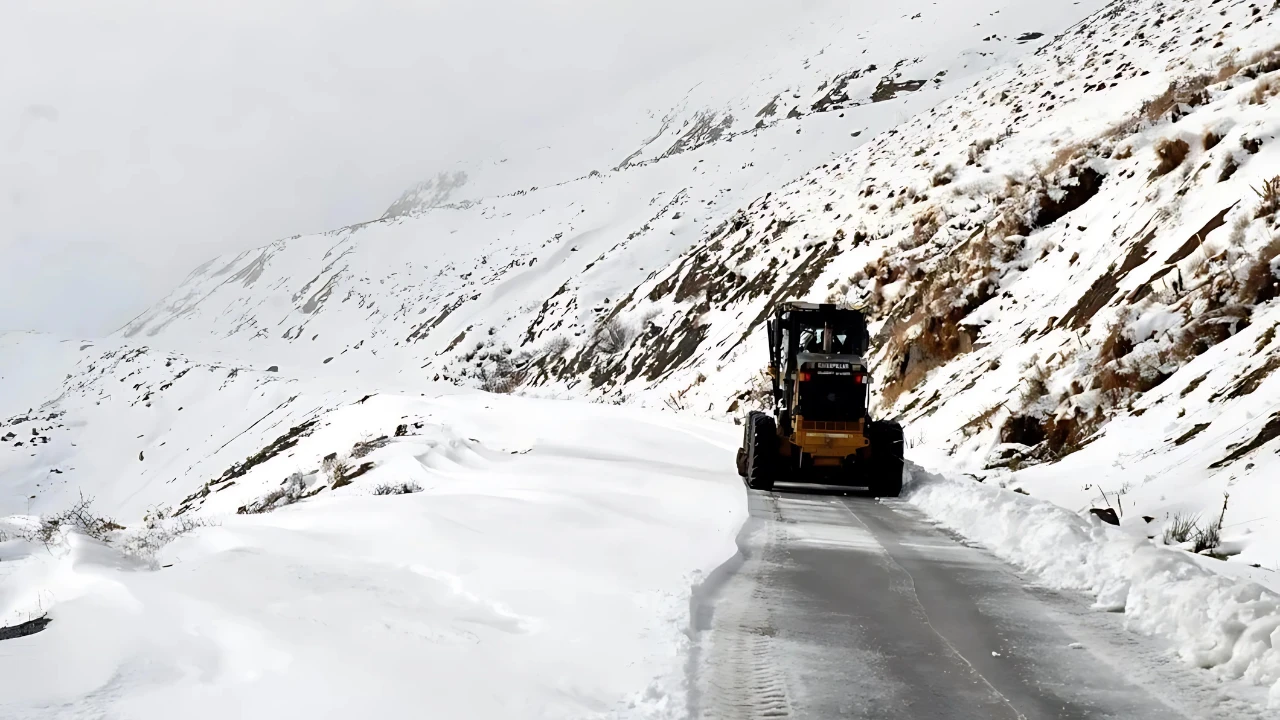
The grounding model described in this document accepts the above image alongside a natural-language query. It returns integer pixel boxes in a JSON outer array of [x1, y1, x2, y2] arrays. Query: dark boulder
[[1089, 508, 1120, 526]]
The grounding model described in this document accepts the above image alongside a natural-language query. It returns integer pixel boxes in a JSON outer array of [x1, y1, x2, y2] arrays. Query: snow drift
[[0, 356, 745, 719], [904, 464, 1280, 707]]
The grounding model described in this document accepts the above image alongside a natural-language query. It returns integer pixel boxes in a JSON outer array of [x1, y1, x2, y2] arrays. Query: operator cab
[[768, 302, 872, 429]]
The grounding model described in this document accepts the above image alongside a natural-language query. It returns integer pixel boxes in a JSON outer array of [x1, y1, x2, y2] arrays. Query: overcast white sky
[[1, 0, 816, 337]]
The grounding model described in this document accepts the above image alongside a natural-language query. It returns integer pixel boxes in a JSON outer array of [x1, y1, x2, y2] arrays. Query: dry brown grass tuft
[[1044, 142, 1089, 175], [1240, 237, 1280, 304], [907, 206, 944, 248], [962, 402, 1006, 436], [1153, 138, 1191, 177], [1202, 129, 1223, 151], [1098, 320, 1135, 364], [1143, 75, 1213, 123], [880, 314, 981, 407], [1256, 176, 1280, 220], [1250, 77, 1279, 105]]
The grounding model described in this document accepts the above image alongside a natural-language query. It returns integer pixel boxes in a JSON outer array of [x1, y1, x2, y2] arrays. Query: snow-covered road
[[693, 489, 1270, 719]]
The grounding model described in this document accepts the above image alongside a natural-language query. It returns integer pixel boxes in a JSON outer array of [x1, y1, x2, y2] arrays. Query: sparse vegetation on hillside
[[20, 492, 122, 546], [594, 318, 635, 355], [372, 481, 422, 496], [15, 495, 211, 568]]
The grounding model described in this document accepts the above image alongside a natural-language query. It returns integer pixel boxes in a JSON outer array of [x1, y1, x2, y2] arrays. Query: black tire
[[865, 420, 905, 497], [736, 412, 762, 478], [745, 412, 778, 492]]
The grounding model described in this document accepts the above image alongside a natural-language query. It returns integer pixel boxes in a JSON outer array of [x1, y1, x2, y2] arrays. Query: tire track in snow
[[694, 494, 794, 720]]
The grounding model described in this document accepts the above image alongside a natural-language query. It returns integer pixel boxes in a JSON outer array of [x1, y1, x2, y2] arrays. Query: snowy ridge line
[[1032, 0, 1129, 58], [902, 464, 1280, 708]]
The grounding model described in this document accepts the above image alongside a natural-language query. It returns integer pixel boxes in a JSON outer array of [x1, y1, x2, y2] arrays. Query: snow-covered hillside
[[693, 0, 1280, 572], [575, 0, 1280, 575], [118, 0, 1105, 379]]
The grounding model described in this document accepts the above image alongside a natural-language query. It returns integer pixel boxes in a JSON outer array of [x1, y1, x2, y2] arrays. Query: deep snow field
[[0, 338, 743, 719]]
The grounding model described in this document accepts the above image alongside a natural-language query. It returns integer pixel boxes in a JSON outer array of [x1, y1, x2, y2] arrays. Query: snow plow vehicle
[[735, 301, 905, 495]]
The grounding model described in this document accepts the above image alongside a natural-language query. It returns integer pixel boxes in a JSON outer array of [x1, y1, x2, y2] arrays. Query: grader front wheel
[[744, 412, 777, 492], [866, 420, 905, 498]]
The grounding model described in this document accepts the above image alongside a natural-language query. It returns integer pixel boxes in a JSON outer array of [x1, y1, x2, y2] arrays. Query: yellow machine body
[[781, 416, 869, 466]]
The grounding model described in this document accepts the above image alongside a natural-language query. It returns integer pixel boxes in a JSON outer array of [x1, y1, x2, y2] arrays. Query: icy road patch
[[0, 394, 746, 720], [903, 464, 1280, 710]]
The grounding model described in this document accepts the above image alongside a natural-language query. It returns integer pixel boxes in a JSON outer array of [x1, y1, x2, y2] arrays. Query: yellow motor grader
[[735, 301, 904, 495]]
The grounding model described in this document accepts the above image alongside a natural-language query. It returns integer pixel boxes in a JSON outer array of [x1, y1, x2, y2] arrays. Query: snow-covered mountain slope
[[577, 0, 1280, 570], [118, 0, 1107, 378]]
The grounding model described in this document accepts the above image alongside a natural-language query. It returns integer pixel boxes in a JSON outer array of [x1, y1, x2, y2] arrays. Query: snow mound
[[903, 464, 1280, 708], [0, 341, 747, 719]]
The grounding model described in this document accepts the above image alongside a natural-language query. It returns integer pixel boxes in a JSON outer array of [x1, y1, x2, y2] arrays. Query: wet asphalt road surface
[[689, 488, 1242, 720]]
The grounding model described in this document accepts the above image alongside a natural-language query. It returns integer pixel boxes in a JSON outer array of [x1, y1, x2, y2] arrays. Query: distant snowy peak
[[382, 170, 472, 218], [611, 58, 955, 171], [604, 0, 1099, 170]]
